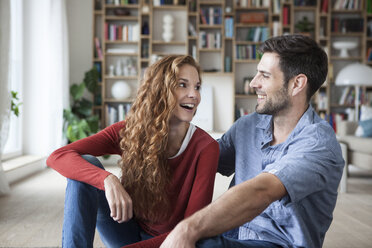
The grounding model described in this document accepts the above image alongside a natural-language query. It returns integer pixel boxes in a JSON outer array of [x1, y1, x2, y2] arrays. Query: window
[[3, 0, 23, 160]]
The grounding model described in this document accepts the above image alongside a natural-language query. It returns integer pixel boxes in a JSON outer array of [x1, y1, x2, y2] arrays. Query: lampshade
[[335, 63, 372, 86]]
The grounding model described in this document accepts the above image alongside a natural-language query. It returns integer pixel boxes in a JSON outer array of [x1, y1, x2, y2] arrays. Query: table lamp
[[335, 63, 372, 120]]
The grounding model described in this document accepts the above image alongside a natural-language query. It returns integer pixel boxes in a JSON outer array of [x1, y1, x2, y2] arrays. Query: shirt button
[[261, 142, 264, 145]]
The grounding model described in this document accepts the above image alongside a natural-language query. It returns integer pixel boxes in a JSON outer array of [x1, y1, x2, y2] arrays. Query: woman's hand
[[104, 174, 133, 223]]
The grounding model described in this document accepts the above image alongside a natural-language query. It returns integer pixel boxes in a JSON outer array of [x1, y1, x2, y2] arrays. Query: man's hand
[[104, 174, 133, 223], [160, 221, 198, 248]]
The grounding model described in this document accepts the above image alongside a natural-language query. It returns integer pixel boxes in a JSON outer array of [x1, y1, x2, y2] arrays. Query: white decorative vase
[[111, 81, 131, 99], [162, 14, 174, 42]]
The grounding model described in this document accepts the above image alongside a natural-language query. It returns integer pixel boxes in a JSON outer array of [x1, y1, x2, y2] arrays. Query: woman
[[47, 55, 219, 247]]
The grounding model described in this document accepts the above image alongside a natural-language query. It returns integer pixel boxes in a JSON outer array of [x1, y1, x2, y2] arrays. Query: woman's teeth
[[180, 103, 195, 110]]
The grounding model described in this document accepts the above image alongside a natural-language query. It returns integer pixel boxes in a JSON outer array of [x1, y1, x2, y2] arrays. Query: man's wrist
[[179, 217, 202, 243]]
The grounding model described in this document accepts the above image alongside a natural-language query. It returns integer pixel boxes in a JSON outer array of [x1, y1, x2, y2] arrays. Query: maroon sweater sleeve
[[124, 138, 219, 248], [46, 122, 125, 190]]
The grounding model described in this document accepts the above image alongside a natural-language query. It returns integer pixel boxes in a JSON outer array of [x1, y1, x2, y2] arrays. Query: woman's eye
[[195, 85, 201, 91], [179, 82, 186, 87]]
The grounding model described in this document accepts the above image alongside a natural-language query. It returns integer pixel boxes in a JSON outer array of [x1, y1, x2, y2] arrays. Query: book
[[94, 37, 103, 59], [321, 0, 329, 13], [339, 86, 351, 105], [200, 9, 207, 25], [283, 7, 289, 25]]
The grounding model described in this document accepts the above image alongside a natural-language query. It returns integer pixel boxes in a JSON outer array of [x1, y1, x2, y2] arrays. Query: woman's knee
[[81, 154, 104, 170]]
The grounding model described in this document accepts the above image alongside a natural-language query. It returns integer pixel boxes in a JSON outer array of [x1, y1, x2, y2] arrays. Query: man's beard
[[255, 85, 291, 115]]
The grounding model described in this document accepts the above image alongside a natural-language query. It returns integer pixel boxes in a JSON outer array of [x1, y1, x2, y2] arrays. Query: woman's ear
[[291, 74, 307, 97]]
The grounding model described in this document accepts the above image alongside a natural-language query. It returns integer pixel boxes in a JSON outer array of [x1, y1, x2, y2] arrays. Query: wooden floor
[[0, 166, 371, 248]]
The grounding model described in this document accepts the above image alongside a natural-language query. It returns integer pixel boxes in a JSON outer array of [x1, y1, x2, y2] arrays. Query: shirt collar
[[256, 104, 314, 144]]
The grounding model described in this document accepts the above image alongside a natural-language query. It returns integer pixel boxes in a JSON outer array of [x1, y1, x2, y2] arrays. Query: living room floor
[[0, 163, 371, 248]]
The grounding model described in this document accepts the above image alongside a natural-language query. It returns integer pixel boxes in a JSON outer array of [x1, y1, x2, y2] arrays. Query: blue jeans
[[62, 155, 152, 248], [196, 236, 283, 248]]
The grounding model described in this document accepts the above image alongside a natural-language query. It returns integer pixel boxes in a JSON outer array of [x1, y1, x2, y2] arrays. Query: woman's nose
[[188, 88, 198, 99]]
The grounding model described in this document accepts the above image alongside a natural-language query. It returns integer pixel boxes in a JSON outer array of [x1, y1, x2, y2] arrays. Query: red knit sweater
[[47, 121, 219, 247]]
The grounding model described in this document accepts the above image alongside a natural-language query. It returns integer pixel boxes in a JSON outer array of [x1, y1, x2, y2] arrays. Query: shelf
[[199, 1, 223, 5], [235, 41, 262, 45], [105, 40, 138, 44], [199, 48, 222, 52], [152, 40, 187, 45], [199, 24, 223, 29], [92, 0, 372, 129], [105, 15, 138, 21], [234, 7, 269, 10], [235, 59, 259, 63], [105, 4, 140, 8], [152, 5, 187, 10], [105, 53, 138, 56], [235, 23, 268, 27]]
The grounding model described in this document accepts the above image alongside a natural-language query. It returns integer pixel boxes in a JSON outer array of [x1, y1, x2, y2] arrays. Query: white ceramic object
[[162, 14, 174, 42], [111, 81, 131, 99], [333, 41, 358, 58]]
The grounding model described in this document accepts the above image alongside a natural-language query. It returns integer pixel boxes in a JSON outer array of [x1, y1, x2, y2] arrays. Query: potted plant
[[63, 67, 100, 143], [295, 16, 314, 37], [10, 91, 22, 117]]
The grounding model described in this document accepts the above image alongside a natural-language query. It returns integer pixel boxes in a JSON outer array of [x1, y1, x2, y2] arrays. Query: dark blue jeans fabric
[[197, 235, 283, 248], [62, 155, 151, 248]]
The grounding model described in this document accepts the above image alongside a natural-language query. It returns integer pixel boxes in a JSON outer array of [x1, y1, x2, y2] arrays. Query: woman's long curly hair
[[119, 55, 201, 223]]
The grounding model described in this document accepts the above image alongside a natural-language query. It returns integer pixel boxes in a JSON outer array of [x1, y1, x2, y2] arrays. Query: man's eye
[[262, 74, 269, 79], [195, 85, 201, 91]]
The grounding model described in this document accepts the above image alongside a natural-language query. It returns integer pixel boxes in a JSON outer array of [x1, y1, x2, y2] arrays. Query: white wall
[[66, 0, 93, 85]]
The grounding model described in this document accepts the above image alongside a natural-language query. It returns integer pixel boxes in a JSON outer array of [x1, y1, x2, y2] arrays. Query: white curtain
[[22, 0, 69, 156], [0, 0, 11, 195]]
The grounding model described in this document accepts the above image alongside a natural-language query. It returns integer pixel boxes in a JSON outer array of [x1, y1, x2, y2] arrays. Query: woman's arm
[[46, 122, 124, 190]]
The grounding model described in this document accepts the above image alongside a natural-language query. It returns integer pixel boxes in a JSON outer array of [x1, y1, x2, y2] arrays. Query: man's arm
[[160, 172, 287, 248]]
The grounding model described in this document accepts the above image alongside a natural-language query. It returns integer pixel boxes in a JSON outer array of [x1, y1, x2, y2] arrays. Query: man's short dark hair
[[259, 35, 328, 102]]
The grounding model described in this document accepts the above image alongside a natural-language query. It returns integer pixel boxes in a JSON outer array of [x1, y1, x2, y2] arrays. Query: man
[[160, 35, 345, 248]]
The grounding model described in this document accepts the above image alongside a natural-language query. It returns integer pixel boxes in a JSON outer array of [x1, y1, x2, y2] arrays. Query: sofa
[[337, 120, 372, 192]]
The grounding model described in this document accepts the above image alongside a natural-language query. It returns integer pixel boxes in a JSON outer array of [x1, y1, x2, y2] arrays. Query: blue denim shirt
[[218, 105, 344, 248]]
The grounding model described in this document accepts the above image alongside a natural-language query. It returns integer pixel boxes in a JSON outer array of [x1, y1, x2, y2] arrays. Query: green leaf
[[75, 98, 93, 117], [70, 83, 85, 101], [63, 67, 101, 143], [84, 67, 99, 94], [87, 115, 100, 133]]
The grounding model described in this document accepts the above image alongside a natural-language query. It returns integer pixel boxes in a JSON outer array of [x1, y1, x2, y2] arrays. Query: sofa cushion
[[338, 135, 372, 154], [359, 119, 372, 137], [355, 105, 372, 137], [348, 151, 372, 170]]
